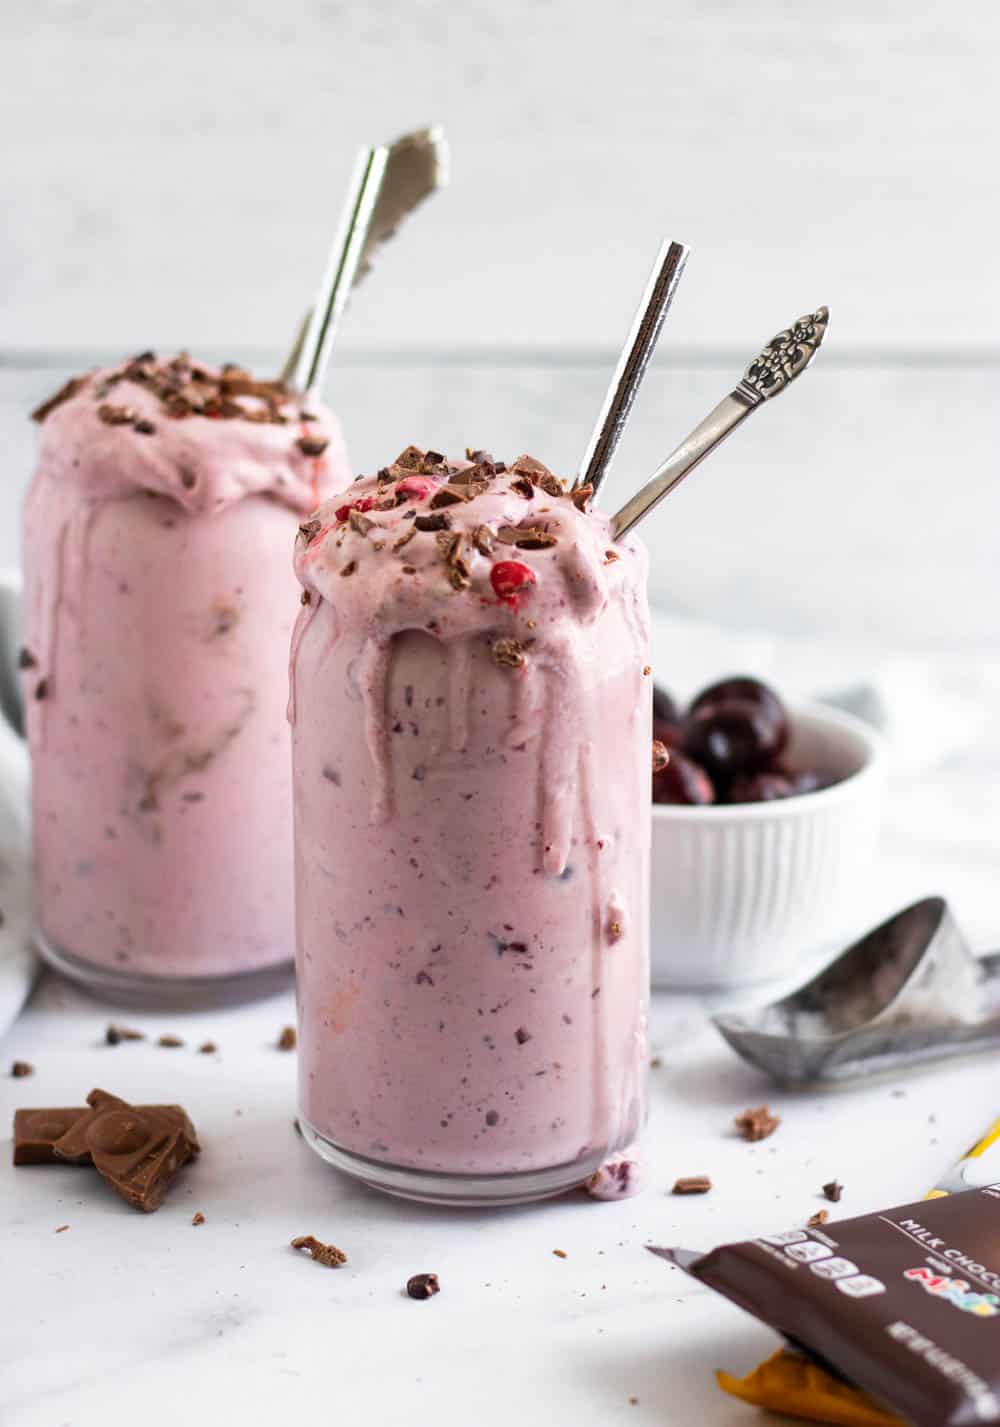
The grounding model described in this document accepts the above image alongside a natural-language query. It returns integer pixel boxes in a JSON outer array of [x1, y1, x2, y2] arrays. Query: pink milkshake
[[291, 447, 650, 1204], [23, 353, 348, 1002]]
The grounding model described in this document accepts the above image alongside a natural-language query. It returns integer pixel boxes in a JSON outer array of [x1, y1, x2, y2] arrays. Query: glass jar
[[292, 447, 650, 1204], [22, 354, 348, 1005]]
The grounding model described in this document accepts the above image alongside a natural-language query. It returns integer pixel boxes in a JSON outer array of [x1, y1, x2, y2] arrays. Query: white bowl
[[650, 703, 886, 990]]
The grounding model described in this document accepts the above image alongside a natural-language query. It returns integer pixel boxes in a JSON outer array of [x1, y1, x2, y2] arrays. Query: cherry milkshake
[[291, 447, 650, 1204], [23, 353, 347, 1001]]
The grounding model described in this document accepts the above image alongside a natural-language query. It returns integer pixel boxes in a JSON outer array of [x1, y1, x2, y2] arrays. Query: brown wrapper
[[653, 1187, 1000, 1427]]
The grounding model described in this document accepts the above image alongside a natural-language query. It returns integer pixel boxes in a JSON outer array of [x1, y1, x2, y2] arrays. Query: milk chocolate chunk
[[14, 1099, 196, 1167], [51, 1090, 198, 1210]]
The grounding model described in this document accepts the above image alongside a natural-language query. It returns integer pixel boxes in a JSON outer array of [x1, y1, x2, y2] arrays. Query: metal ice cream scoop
[[712, 897, 1000, 1083]]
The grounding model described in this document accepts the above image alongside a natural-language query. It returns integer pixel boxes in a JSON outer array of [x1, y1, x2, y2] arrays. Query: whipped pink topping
[[33, 352, 345, 516]]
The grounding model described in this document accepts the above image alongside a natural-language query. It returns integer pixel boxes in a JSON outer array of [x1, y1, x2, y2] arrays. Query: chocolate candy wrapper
[[653, 1185, 1000, 1427]]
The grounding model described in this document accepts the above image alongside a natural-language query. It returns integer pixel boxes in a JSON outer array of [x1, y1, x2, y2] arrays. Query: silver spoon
[[285, 127, 448, 396], [609, 306, 829, 540], [578, 239, 690, 501]]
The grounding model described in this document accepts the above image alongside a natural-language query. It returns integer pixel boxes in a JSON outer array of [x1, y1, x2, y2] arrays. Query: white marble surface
[[4, 960, 1000, 1427]]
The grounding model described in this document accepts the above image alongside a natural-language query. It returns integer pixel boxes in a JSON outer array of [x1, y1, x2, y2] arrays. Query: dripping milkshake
[[23, 353, 348, 1000], [292, 447, 651, 1204]]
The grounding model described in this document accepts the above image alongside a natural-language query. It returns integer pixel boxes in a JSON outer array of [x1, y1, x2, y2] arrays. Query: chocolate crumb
[[414, 512, 451, 532], [298, 517, 322, 545], [17, 647, 37, 670], [652, 740, 669, 773], [672, 1175, 712, 1195], [31, 375, 88, 423], [650, 1055, 663, 1069], [406, 1272, 440, 1300], [133, 418, 156, 435], [300, 589, 311, 605], [808, 1209, 830, 1227], [471, 524, 495, 556], [429, 486, 467, 509], [277, 1026, 297, 1052], [822, 1180, 843, 1202], [97, 403, 137, 427], [392, 527, 416, 552], [340, 560, 358, 578], [510, 476, 535, 500], [157, 1034, 184, 1049], [571, 484, 594, 511], [604, 549, 620, 564], [55, 1224, 70, 1233], [629, 1397, 639, 1407], [348, 508, 374, 537], [192, 1212, 205, 1226], [734, 1105, 781, 1142], [552, 1249, 567, 1259], [291, 1234, 347, 1268], [106, 1024, 145, 1045], [35, 678, 49, 701], [394, 445, 425, 470], [10, 1060, 33, 1078], [297, 436, 329, 458], [198, 1041, 218, 1054]]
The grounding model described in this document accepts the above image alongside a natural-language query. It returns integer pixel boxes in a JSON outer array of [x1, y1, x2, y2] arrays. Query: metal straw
[[579, 239, 689, 501], [609, 306, 829, 540]]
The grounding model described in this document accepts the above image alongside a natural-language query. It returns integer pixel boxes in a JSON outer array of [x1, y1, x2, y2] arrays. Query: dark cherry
[[653, 715, 683, 750], [682, 697, 785, 779], [688, 676, 789, 758], [727, 772, 797, 804], [652, 685, 680, 724], [652, 749, 715, 806]]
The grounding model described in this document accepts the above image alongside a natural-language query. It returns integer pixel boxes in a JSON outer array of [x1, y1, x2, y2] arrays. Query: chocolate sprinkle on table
[[291, 1234, 347, 1268], [277, 1026, 297, 1052], [734, 1105, 781, 1142], [808, 1209, 830, 1227], [822, 1179, 844, 1202], [406, 1272, 440, 1299], [198, 1041, 218, 1054], [106, 1024, 145, 1045], [11, 1060, 34, 1078], [157, 1034, 184, 1049], [672, 1175, 712, 1195], [192, 1211, 206, 1226]]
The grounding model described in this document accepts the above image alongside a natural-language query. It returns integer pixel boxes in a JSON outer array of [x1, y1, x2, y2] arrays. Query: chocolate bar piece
[[653, 1186, 1000, 1427], [14, 1100, 197, 1166], [14, 1090, 198, 1212]]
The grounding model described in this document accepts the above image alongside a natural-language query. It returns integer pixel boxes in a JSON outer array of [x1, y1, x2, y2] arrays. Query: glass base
[[35, 929, 294, 1010], [298, 1114, 603, 1207]]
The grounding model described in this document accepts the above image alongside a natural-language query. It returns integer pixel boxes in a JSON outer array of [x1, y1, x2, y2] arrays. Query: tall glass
[[22, 353, 348, 1005], [292, 448, 650, 1205]]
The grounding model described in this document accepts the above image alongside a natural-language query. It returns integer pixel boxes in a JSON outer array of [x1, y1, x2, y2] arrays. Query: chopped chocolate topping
[[492, 637, 527, 670], [17, 647, 37, 670], [133, 419, 156, 436], [465, 447, 494, 464], [340, 561, 358, 578], [822, 1179, 843, 1202], [471, 525, 495, 556], [298, 517, 322, 545], [510, 454, 552, 478], [406, 1272, 440, 1299], [192, 1211, 206, 1225], [422, 450, 445, 468], [510, 476, 535, 500], [297, 436, 329, 458], [571, 483, 594, 511], [106, 1024, 145, 1045], [502, 526, 558, 551], [97, 403, 137, 426], [31, 375, 88, 424], [300, 589, 311, 605], [394, 445, 425, 470], [808, 1209, 830, 1227], [429, 486, 468, 509], [392, 527, 416, 552], [291, 1234, 347, 1268], [672, 1175, 712, 1195], [652, 740, 669, 773], [536, 472, 565, 498], [277, 1026, 297, 1052], [603, 549, 620, 564], [157, 1034, 184, 1049], [414, 512, 451, 532], [734, 1105, 781, 1142], [34, 678, 49, 701], [11, 1060, 34, 1078], [348, 508, 374, 537]]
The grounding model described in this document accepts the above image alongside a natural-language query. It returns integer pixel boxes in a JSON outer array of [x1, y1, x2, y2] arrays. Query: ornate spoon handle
[[610, 307, 829, 540]]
